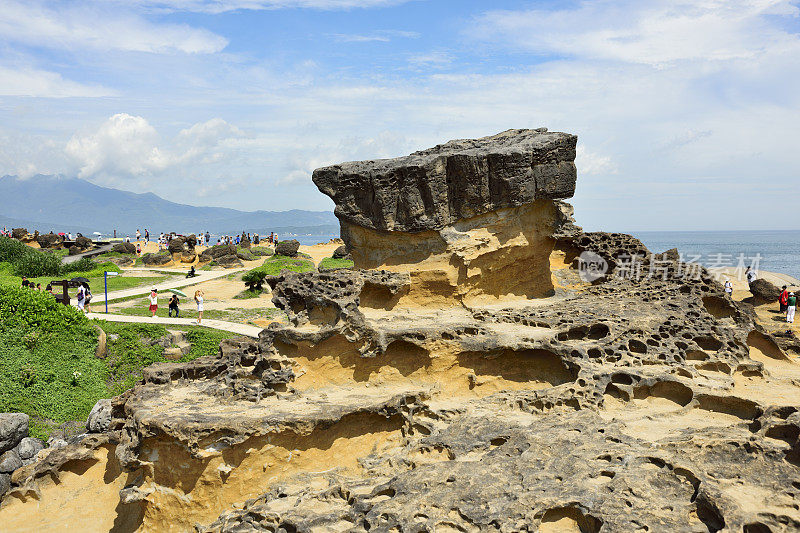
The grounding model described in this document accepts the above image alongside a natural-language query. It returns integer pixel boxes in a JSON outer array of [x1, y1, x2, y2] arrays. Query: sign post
[[104, 271, 119, 313]]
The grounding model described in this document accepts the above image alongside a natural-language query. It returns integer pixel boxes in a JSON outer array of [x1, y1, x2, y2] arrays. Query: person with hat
[[787, 292, 797, 324]]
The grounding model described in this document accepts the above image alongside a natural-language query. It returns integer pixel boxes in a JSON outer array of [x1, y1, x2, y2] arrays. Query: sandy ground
[[298, 241, 342, 266], [110, 241, 343, 327]]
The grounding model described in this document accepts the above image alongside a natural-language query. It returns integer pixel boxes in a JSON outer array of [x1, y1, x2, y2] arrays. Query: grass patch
[[319, 257, 354, 270], [259, 255, 315, 275], [0, 286, 237, 439]]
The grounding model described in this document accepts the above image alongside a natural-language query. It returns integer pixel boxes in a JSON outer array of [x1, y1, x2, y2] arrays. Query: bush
[[242, 269, 268, 291]]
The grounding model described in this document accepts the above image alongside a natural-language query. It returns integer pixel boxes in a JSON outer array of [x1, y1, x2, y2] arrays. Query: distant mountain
[[0, 175, 338, 237]]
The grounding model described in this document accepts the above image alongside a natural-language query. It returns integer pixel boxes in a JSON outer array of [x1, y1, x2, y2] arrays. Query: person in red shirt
[[780, 286, 789, 313]]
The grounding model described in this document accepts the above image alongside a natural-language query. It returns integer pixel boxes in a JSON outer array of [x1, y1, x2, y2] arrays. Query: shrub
[[242, 269, 268, 291]]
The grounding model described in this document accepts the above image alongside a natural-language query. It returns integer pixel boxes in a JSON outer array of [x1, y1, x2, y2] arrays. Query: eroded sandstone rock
[[5, 130, 800, 533]]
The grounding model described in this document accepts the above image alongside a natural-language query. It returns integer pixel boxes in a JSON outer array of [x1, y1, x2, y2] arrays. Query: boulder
[[185, 234, 197, 249], [36, 232, 62, 249], [275, 240, 300, 257], [236, 249, 255, 261], [198, 250, 213, 263], [240, 238, 251, 249], [0, 449, 22, 473], [168, 237, 186, 254], [68, 245, 80, 256], [181, 251, 197, 263], [0, 473, 9, 498], [250, 247, 274, 257], [112, 242, 137, 254], [313, 128, 577, 233], [74, 235, 92, 249], [0, 413, 28, 453], [86, 399, 112, 433], [208, 245, 236, 259], [16, 437, 44, 460], [750, 278, 781, 303], [142, 252, 172, 266], [332, 245, 350, 259], [11, 228, 27, 240], [215, 254, 244, 268], [94, 325, 107, 359]]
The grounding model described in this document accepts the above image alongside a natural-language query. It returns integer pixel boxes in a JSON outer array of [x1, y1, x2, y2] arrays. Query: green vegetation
[[111, 301, 283, 325], [239, 254, 314, 297], [99, 321, 237, 395], [319, 257, 354, 270], [0, 236, 108, 278], [0, 286, 236, 439]]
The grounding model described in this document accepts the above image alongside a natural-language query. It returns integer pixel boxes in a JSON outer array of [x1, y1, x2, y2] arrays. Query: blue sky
[[0, 0, 799, 230]]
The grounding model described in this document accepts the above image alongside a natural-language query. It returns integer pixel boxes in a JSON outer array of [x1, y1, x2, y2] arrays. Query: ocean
[[633, 230, 800, 280], [275, 229, 800, 280]]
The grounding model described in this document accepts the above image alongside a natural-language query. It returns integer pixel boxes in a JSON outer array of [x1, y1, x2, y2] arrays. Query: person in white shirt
[[723, 279, 733, 298], [148, 289, 159, 317], [195, 290, 204, 325], [746, 267, 757, 284]]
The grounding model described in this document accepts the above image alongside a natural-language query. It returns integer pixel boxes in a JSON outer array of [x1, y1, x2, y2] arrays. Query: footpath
[[87, 312, 262, 338], [99, 267, 247, 303]]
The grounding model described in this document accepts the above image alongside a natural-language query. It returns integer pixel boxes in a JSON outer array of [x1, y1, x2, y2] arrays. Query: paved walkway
[[87, 312, 262, 338], [99, 267, 247, 303], [62, 243, 114, 264]]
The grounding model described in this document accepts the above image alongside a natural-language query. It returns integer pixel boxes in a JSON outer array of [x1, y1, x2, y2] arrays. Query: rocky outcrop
[[36, 232, 62, 249], [0, 413, 45, 498], [5, 130, 800, 533], [112, 242, 137, 254], [10, 228, 27, 240], [749, 278, 781, 303], [332, 244, 350, 259], [141, 252, 171, 266]]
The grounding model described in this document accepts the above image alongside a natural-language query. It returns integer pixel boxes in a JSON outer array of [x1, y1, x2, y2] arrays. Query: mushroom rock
[[313, 128, 581, 306]]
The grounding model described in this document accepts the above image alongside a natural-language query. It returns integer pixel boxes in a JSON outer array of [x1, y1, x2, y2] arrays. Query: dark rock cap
[[313, 128, 577, 233]]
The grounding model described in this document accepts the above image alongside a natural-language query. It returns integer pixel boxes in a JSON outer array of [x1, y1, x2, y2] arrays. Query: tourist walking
[[723, 278, 733, 298], [136, 229, 141, 242], [149, 289, 159, 317], [136, 243, 142, 255], [76, 284, 86, 313], [745, 266, 757, 284], [168, 294, 180, 317], [145, 229, 149, 242], [780, 286, 789, 313], [84, 285, 93, 313], [787, 292, 797, 324], [194, 290, 204, 325]]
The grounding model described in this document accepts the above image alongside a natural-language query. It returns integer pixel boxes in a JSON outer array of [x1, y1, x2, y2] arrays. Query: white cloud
[[408, 51, 453, 68], [475, 0, 800, 66], [0, 0, 227, 54], [65, 114, 245, 183], [0, 64, 113, 97], [329, 30, 419, 43], [128, 0, 414, 14], [576, 145, 616, 176]]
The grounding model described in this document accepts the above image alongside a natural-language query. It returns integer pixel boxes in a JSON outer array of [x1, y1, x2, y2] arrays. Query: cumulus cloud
[[65, 114, 245, 183], [0, 0, 228, 54]]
